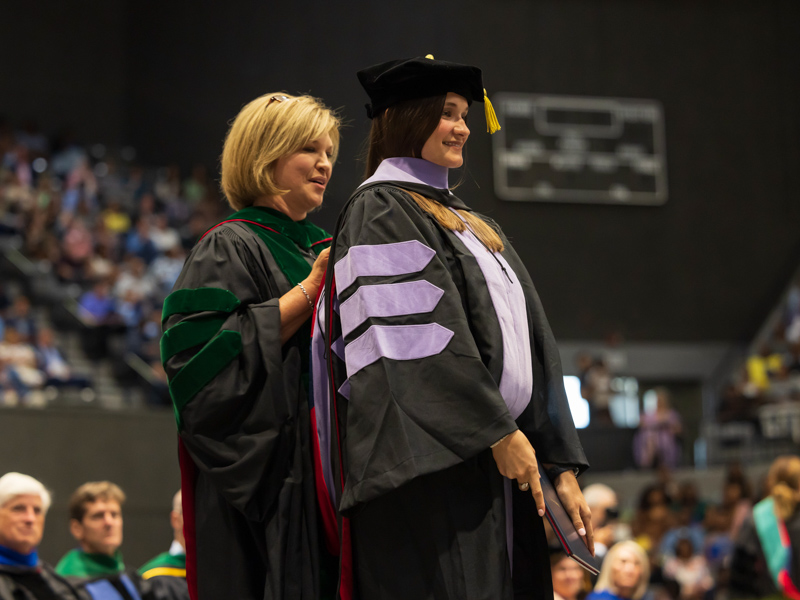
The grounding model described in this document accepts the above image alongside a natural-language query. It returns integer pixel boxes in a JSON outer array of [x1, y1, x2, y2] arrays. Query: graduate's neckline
[[360, 157, 450, 192]]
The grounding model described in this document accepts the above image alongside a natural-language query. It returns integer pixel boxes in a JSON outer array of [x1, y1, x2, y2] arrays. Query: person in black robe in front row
[[161, 93, 341, 599], [311, 56, 594, 600]]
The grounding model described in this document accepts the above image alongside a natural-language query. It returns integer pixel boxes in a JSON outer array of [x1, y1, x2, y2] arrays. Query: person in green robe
[[139, 490, 187, 600], [161, 92, 341, 600], [55, 481, 152, 600]]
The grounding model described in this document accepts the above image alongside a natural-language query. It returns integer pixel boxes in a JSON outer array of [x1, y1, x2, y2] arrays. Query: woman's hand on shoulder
[[306, 247, 330, 291], [491, 430, 546, 517]]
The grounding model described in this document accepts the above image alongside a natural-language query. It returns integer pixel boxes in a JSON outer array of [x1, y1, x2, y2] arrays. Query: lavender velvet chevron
[[344, 324, 455, 378], [339, 280, 445, 337], [334, 240, 436, 293]]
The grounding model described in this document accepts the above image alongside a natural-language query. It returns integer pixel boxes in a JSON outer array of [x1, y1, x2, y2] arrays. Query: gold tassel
[[484, 89, 501, 134]]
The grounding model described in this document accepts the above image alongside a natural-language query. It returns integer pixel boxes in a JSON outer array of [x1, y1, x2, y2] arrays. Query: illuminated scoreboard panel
[[492, 94, 667, 205]]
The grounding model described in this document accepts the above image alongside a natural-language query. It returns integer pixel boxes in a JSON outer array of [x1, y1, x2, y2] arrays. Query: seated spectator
[[551, 550, 588, 600], [114, 257, 155, 304], [3, 295, 36, 343], [582, 357, 613, 426], [181, 164, 207, 205], [633, 388, 682, 469], [703, 474, 751, 577], [58, 217, 94, 283], [583, 484, 629, 560], [746, 343, 784, 393], [148, 245, 185, 298], [632, 485, 674, 558], [100, 200, 131, 236], [730, 455, 800, 599], [139, 490, 188, 600], [136, 308, 162, 365], [85, 243, 116, 282], [153, 165, 181, 205], [0, 326, 45, 406], [77, 281, 116, 325], [55, 482, 152, 600], [662, 536, 713, 600], [0, 472, 81, 599], [716, 383, 757, 425], [124, 219, 158, 265], [35, 328, 91, 389], [149, 214, 180, 253], [672, 481, 706, 526], [587, 541, 650, 600]]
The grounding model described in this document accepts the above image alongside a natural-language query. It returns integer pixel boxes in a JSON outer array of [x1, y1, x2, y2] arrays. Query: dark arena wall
[[2, 0, 799, 344]]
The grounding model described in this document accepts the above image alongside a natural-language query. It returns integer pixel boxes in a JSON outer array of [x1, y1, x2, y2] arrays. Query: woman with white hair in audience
[[586, 541, 650, 600], [0, 472, 81, 599]]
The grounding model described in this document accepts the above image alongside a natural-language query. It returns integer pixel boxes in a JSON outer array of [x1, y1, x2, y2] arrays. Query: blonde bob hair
[[767, 455, 800, 521], [221, 92, 341, 211], [593, 540, 650, 600]]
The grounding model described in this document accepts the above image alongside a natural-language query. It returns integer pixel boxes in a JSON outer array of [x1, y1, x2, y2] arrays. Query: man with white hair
[[0, 472, 81, 599], [138, 490, 188, 600]]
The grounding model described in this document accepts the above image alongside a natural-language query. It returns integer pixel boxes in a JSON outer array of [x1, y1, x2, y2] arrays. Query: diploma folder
[[538, 461, 600, 576]]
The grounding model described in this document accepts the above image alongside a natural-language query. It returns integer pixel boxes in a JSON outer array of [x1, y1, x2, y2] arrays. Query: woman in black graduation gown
[[161, 93, 340, 600], [314, 57, 594, 600]]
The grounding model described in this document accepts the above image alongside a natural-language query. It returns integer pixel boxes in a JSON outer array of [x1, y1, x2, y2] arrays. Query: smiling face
[[611, 547, 643, 597], [271, 134, 334, 220], [421, 92, 470, 168], [551, 556, 585, 600], [0, 494, 45, 555], [71, 498, 123, 556]]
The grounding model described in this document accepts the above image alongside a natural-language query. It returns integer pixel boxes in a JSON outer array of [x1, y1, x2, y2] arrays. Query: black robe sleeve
[[332, 186, 519, 511], [163, 224, 295, 522]]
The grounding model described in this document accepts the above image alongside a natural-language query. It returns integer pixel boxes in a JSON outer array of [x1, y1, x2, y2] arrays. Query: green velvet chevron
[[161, 287, 243, 428]]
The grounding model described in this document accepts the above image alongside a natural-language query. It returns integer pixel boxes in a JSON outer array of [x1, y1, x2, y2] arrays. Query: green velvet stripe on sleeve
[[160, 316, 227, 362], [168, 330, 243, 428], [162, 287, 241, 323]]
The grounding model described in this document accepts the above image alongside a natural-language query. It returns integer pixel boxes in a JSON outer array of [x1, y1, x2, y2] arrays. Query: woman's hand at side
[[491, 430, 546, 517], [278, 247, 330, 344], [554, 470, 595, 555]]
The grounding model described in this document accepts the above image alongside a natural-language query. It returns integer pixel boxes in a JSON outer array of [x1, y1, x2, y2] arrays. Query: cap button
[[425, 54, 435, 60]]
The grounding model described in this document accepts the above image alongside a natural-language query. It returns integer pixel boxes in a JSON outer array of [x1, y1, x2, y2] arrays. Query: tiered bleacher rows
[[0, 117, 228, 406]]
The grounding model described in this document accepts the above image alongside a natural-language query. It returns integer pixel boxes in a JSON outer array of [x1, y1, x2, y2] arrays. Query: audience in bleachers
[[0, 117, 228, 404]]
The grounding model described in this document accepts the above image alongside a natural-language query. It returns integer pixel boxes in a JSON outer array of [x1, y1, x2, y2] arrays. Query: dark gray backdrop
[[3, 0, 799, 343]]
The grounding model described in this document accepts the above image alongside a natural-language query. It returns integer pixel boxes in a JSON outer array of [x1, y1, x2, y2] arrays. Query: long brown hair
[[365, 95, 444, 178], [364, 95, 504, 252]]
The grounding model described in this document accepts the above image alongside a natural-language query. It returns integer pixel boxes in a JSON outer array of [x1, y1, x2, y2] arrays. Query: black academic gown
[[0, 561, 81, 600], [321, 182, 589, 600], [163, 221, 321, 600]]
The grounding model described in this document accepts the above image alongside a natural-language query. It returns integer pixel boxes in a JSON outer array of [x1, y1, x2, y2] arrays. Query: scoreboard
[[492, 94, 667, 205]]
